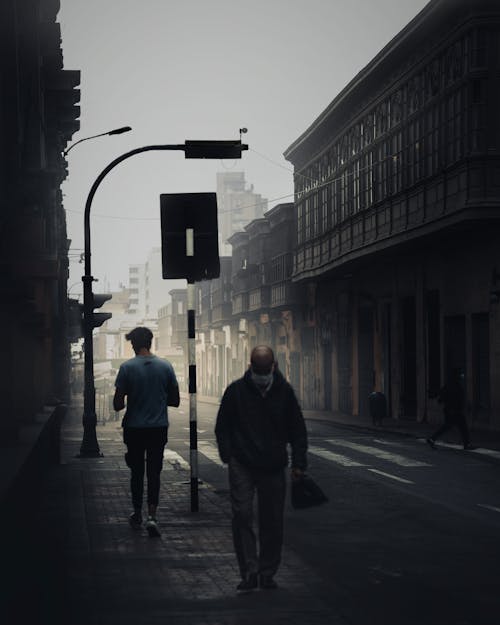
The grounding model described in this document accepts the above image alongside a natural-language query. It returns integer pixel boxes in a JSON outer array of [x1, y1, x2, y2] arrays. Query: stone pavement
[[2, 401, 346, 625]]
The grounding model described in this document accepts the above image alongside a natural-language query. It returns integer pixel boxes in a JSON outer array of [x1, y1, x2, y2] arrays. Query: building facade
[[0, 0, 80, 444], [283, 0, 500, 424]]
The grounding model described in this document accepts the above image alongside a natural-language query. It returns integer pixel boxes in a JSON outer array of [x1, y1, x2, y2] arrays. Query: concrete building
[[283, 0, 500, 426], [216, 172, 268, 256]]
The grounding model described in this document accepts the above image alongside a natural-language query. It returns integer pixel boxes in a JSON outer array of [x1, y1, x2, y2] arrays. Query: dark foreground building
[[284, 0, 500, 427], [0, 0, 79, 498]]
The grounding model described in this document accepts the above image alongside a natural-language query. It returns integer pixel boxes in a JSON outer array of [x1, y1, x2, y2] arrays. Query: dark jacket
[[215, 369, 308, 471], [438, 377, 465, 419]]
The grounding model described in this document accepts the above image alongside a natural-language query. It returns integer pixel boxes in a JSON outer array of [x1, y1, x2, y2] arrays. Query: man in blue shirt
[[113, 326, 180, 537]]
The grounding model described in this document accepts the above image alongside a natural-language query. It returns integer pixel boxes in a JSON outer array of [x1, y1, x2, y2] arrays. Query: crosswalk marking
[[478, 504, 500, 514], [164, 449, 190, 470], [309, 446, 366, 467], [367, 469, 414, 484], [418, 438, 500, 460], [326, 439, 431, 467], [195, 440, 226, 468]]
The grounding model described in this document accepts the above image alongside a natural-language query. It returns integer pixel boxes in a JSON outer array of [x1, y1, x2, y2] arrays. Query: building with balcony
[[284, 0, 500, 423], [227, 204, 300, 386]]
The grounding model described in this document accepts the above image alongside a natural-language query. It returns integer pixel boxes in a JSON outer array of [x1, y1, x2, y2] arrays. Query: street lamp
[[78, 139, 248, 475], [64, 126, 132, 157]]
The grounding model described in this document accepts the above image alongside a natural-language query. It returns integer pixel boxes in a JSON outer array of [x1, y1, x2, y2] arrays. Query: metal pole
[[186, 227, 199, 512], [79, 144, 184, 457]]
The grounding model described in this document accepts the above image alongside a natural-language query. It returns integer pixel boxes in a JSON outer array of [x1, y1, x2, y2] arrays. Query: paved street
[[4, 398, 500, 625]]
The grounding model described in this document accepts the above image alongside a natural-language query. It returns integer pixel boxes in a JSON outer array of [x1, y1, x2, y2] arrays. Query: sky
[[59, 0, 430, 296]]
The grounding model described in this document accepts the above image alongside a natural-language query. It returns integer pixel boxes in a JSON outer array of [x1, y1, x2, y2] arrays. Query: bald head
[[250, 345, 275, 374]]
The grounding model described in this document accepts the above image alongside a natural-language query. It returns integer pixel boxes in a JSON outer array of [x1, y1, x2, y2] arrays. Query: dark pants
[[431, 412, 470, 446], [123, 427, 168, 509], [228, 456, 286, 579]]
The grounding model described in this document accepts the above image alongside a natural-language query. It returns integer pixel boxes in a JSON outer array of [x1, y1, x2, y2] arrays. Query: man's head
[[126, 326, 153, 354], [250, 345, 275, 375]]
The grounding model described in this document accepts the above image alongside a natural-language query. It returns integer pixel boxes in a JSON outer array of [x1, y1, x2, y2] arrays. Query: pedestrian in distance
[[427, 368, 474, 451], [113, 327, 180, 537], [215, 345, 308, 592]]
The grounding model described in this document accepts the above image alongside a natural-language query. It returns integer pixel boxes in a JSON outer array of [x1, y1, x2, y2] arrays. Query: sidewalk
[[3, 401, 346, 625], [192, 393, 500, 452]]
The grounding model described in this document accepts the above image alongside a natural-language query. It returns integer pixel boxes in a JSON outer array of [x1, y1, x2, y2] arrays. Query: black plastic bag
[[291, 474, 328, 509]]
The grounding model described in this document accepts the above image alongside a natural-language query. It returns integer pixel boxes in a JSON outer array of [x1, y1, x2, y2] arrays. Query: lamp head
[[108, 126, 132, 135]]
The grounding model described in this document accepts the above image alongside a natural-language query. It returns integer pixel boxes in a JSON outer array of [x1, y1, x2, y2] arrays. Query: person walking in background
[[427, 368, 474, 451], [113, 327, 180, 537], [215, 345, 308, 592]]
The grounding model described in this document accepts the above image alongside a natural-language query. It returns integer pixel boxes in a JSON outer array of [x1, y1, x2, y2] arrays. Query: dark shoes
[[129, 511, 143, 530], [259, 575, 278, 590], [463, 443, 476, 451], [237, 573, 258, 592], [236, 573, 278, 592], [426, 438, 437, 449]]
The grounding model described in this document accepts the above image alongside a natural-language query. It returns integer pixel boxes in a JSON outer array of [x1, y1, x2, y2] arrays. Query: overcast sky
[[59, 0, 430, 295]]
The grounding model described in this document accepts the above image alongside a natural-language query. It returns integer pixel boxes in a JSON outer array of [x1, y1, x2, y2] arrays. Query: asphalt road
[[166, 401, 500, 625]]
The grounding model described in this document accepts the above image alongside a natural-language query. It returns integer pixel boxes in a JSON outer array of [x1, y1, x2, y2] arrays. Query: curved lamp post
[[78, 139, 248, 511]]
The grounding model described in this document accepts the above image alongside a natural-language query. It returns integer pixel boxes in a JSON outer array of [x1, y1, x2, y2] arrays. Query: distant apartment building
[[128, 248, 185, 319], [128, 263, 146, 317], [216, 172, 268, 255]]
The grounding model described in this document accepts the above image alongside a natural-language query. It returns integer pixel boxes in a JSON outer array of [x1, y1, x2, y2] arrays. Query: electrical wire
[[63, 143, 407, 221]]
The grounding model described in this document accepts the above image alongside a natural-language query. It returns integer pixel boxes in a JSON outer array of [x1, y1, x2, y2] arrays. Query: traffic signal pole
[[79, 144, 185, 457]]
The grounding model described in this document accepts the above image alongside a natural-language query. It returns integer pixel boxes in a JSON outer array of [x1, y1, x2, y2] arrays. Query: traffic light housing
[[68, 298, 84, 341], [160, 192, 220, 281], [90, 293, 112, 328]]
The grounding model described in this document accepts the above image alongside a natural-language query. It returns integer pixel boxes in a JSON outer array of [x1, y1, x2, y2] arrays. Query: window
[[391, 131, 403, 193], [304, 197, 311, 240], [352, 160, 361, 213], [321, 187, 329, 232], [446, 88, 464, 164], [407, 118, 423, 186], [426, 105, 440, 175], [363, 151, 374, 208], [297, 203, 304, 244], [313, 193, 319, 236]]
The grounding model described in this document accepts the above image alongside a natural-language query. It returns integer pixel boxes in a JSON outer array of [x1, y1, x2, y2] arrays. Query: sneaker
[[259, 575, 278, 590], [145, 516, 161, 537], [426, 438, 437, 450], [129, 511, 142, 530], [236, 573, 258, 592], [463, 443, 476, 451]]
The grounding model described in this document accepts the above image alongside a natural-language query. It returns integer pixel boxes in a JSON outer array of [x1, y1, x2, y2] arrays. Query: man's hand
[[291, 467, 304, 480]]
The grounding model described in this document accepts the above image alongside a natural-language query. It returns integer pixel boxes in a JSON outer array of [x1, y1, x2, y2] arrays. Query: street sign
[[160, 192, 220, 281]]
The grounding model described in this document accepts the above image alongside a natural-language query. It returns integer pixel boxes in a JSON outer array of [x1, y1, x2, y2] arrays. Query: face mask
[[251, 369, 273, 389]]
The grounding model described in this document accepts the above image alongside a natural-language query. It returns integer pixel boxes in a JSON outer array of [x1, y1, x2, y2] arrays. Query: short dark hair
[[125, 326, 153, 351]]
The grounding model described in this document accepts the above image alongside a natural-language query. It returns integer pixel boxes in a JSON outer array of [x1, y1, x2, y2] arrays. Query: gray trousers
[[228, 456, 286, 579]]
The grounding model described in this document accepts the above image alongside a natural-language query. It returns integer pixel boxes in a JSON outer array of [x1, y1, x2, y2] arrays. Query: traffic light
[[160, 192, 220, 281], [90, 293, 112, 328]]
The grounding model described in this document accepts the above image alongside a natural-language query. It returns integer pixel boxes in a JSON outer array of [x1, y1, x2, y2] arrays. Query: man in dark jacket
[[215, 345, 308, 592], [427, 368, 474, 450]]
